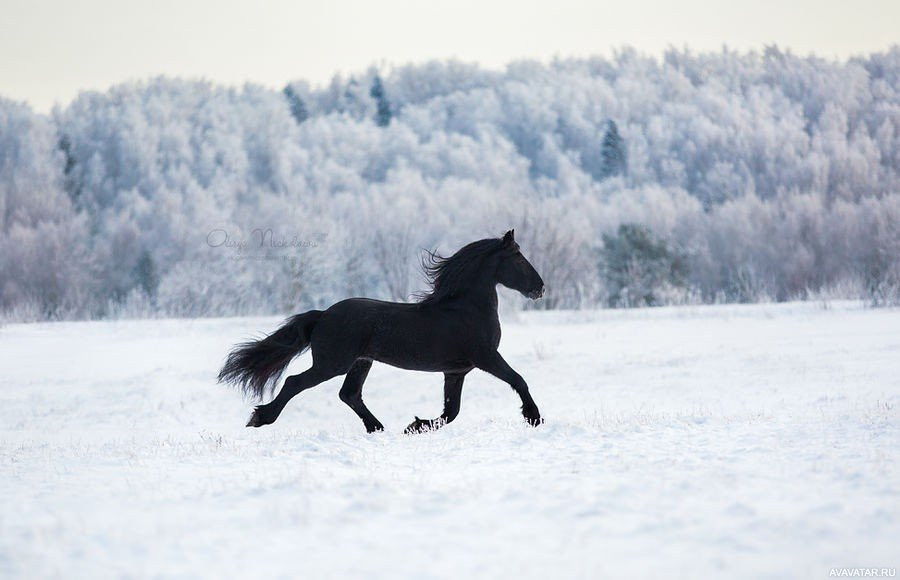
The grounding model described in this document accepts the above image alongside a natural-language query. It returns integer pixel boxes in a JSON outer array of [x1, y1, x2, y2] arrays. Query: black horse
[[218, 229, 545, 433]]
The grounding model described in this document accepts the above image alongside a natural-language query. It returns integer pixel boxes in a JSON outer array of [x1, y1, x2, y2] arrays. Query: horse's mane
[[416, 238, 504, 304]]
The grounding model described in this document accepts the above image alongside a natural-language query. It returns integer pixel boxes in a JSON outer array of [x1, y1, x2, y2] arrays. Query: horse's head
[[496, 230, 545, 300]]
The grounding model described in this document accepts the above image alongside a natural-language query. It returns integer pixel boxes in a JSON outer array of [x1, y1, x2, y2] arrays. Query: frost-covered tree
[[0, 99, 94, 319]]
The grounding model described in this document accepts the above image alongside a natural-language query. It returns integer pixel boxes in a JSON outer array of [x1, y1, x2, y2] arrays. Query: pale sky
[[1, 0, 897, 112]]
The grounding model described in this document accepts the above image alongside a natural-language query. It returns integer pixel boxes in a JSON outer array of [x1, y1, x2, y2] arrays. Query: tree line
[[1, 46, 898, 321]]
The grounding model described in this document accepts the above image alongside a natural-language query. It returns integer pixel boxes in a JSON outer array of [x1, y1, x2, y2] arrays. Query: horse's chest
[[487, 321, 501, 349]]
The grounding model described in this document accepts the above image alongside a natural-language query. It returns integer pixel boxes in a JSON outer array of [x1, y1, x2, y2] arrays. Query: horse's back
[[311, 297, 470, 372], [321, 297, 418, 319], [311, 297, 416, 350]]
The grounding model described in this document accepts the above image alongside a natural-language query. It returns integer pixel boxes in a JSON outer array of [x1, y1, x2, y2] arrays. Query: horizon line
[[6, 43, 899, 115]]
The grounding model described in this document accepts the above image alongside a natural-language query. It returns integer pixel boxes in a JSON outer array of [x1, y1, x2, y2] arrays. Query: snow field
[[1, 302, 898, 578]]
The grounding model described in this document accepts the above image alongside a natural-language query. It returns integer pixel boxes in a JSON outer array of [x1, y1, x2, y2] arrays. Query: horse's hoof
[[246, 406, 269, 428], [524, 414, 544, 427], [403, 416, 428, 434], [365, 422, 385, 434]]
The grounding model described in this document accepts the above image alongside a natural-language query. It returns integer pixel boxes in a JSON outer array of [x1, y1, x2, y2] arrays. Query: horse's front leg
[[404, 372, 467, 434], [475, 350, 543, 426]]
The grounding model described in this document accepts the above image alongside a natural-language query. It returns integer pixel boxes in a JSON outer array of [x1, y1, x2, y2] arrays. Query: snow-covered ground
[[1, 302, 898, 579]]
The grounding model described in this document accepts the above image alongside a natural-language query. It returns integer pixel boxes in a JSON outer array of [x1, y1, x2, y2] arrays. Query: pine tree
[[58, 134, 76, 176], [57, 134, 81, 202], [282, 85, 309, 124], [599, 120, 627, 179], [134, 249, 159, 298], [370, 76, 392, 127], [600, 224, 687, 307]]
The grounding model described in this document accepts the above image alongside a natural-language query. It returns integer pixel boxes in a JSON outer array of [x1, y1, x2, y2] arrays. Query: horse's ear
[[503, 229, 515, 245]]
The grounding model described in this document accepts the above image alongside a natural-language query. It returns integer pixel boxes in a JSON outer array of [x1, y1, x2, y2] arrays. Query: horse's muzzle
[[527, 286, 545, 300]]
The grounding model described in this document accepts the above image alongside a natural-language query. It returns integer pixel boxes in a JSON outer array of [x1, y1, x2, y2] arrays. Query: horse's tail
[[218, 310, 323, 401]]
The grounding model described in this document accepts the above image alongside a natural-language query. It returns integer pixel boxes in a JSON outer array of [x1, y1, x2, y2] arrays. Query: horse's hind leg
[[338, 358, 384, 433], [247, 366, 340, 427], [404, 372, 467, 434]]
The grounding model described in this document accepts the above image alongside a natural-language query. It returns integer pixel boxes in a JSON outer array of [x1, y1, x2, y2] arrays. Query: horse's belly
[[374, 354, 472, 373]]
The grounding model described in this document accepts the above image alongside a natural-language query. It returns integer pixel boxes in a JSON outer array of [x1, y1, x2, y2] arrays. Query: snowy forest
[[1, 46, 899, 321]]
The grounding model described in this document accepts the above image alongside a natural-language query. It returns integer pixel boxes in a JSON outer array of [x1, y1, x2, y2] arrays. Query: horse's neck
[[458, 283, 499, 314]]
